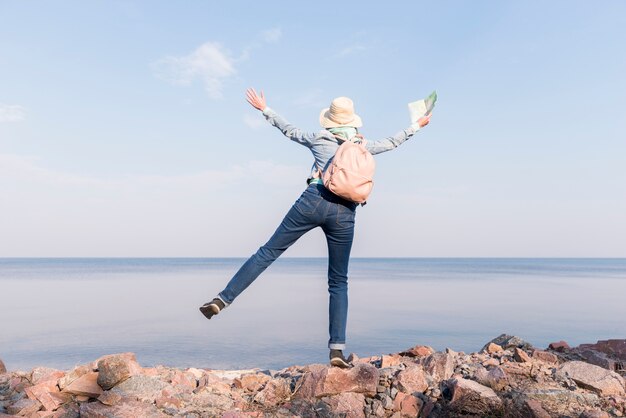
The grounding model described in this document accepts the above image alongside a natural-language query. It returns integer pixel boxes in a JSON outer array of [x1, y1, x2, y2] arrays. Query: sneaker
[[199, 298, 226, 320], [329, 349, 351, 368]]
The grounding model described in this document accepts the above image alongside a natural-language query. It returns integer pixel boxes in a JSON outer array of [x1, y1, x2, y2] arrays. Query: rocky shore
[[1, 335, 625, 417]]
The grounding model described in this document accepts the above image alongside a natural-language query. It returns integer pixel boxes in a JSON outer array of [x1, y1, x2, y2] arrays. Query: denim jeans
[[218, 183, 357, 350]]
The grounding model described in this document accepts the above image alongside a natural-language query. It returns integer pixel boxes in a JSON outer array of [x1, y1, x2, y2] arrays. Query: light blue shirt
[[262, 107, 421, 180]]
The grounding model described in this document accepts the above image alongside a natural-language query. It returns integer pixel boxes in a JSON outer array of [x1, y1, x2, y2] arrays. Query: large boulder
[[322, 392, 366, 418], [296, 363, 378, 398], [558, 361, 625, 396], [96, 353, 142, 390], [446, 377, 503, 415], [392, 391, 423, 417], [80, 399, 167, 418], [63, 371, 103, 398], [395, 364, 429, 394], [109, 375, 169, 403], [421, 352, 455, 381], [253, 377, 291, 407]]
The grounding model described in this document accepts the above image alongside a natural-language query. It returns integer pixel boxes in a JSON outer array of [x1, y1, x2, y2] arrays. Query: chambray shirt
[[262, 107, 421, 180]]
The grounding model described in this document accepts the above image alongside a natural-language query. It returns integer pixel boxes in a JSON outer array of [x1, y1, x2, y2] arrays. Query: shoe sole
[[199, 303, 220, 320], [330, 357, 351, 368]]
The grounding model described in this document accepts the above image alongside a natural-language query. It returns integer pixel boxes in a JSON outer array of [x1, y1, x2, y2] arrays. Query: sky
[[1, 1, 625, 257]]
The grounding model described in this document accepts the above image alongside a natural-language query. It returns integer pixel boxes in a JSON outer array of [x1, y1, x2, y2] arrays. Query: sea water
[[1, 258, 625, 371]]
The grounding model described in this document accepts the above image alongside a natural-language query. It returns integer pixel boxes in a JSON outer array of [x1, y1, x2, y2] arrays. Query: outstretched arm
[[365, 114, 431, 155], [246, 88, 316, 148]]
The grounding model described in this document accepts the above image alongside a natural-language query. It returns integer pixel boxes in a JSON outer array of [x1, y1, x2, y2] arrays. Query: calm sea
[[1, 258, 625, 372]]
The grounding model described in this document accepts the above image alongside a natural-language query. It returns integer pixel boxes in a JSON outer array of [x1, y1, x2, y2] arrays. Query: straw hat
[[319, 97, 363, 128]]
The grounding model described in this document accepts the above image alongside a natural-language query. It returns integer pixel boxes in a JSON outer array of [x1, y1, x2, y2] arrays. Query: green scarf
[[328, 126, 358, 142]]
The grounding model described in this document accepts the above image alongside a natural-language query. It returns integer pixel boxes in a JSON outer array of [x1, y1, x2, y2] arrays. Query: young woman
[[200, 88, 431, 368]]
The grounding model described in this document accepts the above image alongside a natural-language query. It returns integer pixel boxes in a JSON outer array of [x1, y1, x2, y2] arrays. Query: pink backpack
[[322, 139, 376, 204]]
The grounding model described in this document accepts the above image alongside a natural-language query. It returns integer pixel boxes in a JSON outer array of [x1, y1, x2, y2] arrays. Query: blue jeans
[[218, 183, 357, 350]]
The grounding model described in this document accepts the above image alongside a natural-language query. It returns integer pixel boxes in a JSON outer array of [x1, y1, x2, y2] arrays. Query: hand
[[246, 88, 266, 111], [418, 113, 432, 128]]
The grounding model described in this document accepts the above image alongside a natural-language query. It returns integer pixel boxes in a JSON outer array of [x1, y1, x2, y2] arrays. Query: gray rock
[[481, 334, 534, 352], [109, 375, 169, 403], [558, 361, 625, 396]]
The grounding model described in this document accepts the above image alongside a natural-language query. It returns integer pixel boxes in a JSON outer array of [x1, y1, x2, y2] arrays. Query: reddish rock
[[396, 364, 428, 394], [196, 373, 232, 396], [168, 369, 197, 390], [482, 358, 500, 367], [58, 365, 91, 390], [381, 354, 403, 368], [400, 344, 434, 358], [96, 353, 142, 390], [514, 347, 532, 363], [548, 341, 570, 351], [253, 377, 292, 406], [392, 391, 422, 417], [580, 411, 610, 418], [233, 372, 270, 392], [323, 392, 366, 418], [31, 368, 65, 385], [486, 343, 503, 354], [558, 361, 625, 396], [296, 363, 378, 398], [0, 359, 6, 374], [422, 352, 455, 381], [25, 379, 69, 411], [447, 377, 503, 414], [6, 398, 42, 415], [97, 391, 123, 406], [475, 366, 509, 391], [155, 392, 182, 409], [522, 399, 551, 418], [63, 372, 103, 398], [578, 339, 626, 361], [79, 399, 167, 417], [532, 350, 559, 364]]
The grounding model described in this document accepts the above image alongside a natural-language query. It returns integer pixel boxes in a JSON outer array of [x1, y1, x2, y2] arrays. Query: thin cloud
[[262, 28, 282, 43], [0, 103, 26, 123], [336, 44, 367, 57], [152, 42, 236, 99]]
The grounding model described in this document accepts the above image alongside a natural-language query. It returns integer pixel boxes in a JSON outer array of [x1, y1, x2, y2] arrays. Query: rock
[[580, 411, 610, 418], [323, 392, 366, 418], [481, 334, 534, 352], [576, 349, 620, 372], [514, 347, 532, 363], [399, 345, 434, 358], [25, 379, 71, 411], [558, 361, 625, 396], [97, 391, 123, 406], [485, 343, 503, 354], [421, 352, 455, 381], [96, 353, 142, 390], [380, 354, 403, 368], [31, 368, 65, 385], [370, 399, 385, 416], [380, 394, 393, 410], [109, 375, 168, 403], [548, 340, 570, 351], [58, 366, 91, 390], [523, 399, 552, 418], [395, 364, 428, 394], [6, 398, 42, 415], [253, 377, 291, 406], [447, 377, 503, 415], [0, 360, 6, 374], [392, 392, 422, 417], [62, 372, 103, 398], [524, 389, 599, 414], [532, 349, 559, 364], [233, 372, 270, 392], [79, 399, 167, 418], [296, 363, 378, 398], [482, 358, 500, 367], [577, 339, 626, 361], [474, 366, 509, 391]]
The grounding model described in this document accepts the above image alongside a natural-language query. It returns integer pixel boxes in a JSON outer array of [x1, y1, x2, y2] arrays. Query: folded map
[[408, 91, 437, 124]]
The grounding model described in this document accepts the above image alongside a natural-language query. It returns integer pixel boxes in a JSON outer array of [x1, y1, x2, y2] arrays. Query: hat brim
[[319, 108, 363, 128]]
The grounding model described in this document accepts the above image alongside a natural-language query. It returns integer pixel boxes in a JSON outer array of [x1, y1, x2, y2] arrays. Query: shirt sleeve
[[364, 123, 421, 155], [262, 107, 317, 148]]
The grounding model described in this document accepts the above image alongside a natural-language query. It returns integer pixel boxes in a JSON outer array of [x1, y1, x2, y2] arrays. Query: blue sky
[[1, 1, 625, 257]]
